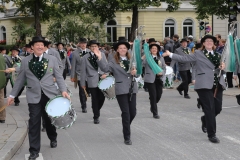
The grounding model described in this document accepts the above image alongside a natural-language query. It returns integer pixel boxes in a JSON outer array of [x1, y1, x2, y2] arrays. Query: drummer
[[94, 41, 138, 145], [170, 38, 192, 99], [80, 40, 108, 124], [7, 36, 69, 160], [143, 44, 166, 119]]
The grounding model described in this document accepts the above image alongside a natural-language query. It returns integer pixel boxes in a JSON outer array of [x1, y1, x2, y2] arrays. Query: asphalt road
[[8, 79, 240, 160]]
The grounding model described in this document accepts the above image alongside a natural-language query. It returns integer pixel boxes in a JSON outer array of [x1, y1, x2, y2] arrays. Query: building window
[[125, 27, 131, 41], [183, 19, 193, 38], [106, 20, 117, 43], [165, 19, 175, 38], [0, 26, 6, 41]]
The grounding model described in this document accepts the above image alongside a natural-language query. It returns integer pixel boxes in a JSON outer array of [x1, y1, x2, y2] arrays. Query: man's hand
[[70, 78, 77, 82], [7, 97, 14, 106], [5, 68, 15, 73], [53, 77, 56, 82], [157, 72, 163, 76], [233, 75, 237, 80], [131, 68, 137, 76], [162, 50, 171, 57], [192, 80, 196, 84], [82, 86, 86, 90], [62, 91, 70, 100], [100, 74, 107, 79], [93, 48, 102, 60], [219, 62, 225, 70]]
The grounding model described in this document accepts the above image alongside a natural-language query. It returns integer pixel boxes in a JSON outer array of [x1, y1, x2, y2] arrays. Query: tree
[[11, 19, 35, 45], [46, 14, 108, 43], [84, 0, 180, 41], [3, 0, 87, 36], [191, 0, 229, 20]]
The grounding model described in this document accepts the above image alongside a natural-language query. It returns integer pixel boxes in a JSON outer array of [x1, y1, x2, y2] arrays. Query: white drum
[[98, 76, 116, 99], [163, 66, 174, 88], [166, 66, 173, 75], [46, 96, 77, 129]]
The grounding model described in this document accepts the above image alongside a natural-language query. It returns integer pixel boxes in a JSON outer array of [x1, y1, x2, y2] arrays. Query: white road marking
[[223, 106, 240, 109], [223, 136, 240, 145], [25, 153, 43, 160], [64, 131, 87, 159]]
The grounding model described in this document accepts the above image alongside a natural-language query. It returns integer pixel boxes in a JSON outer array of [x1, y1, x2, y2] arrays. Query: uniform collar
[[120, 56, 127, 60], [34, 53, 43, 61]]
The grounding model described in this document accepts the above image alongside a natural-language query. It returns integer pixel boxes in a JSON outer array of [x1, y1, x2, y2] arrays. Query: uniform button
[[128, 77, 130, 79], [213, 70, 215, 71]]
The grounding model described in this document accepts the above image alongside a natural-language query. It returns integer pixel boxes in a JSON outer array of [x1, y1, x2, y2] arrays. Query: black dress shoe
[[201, 116, 207, 133], [124, 139, 132, 145], [177, 88, 183, 95], [153, 115, 160, 119], [184, 95, 191, 99], [208, 136, 220, 143], [15, 103, 19, 106], [197, 98, 201, 109], [94, 118, 100, 124], [28, 153, 39, 160], [41, 127, 46, 132], [0, 120, 5, 123], [50, 140, 57, 148], [82, 108, 87, 113], [236, 95, 240, 105]]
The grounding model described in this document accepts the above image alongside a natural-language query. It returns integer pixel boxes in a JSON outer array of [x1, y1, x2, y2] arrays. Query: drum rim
[[98, 76, 115, 91], [45, 95, 72, 118]]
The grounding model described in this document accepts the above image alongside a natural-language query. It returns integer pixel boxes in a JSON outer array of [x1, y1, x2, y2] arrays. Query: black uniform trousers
[[14, 86, 24, 103], [116, 94, 136, 141], [196, 85, 223, 138], [226, 72, 233, 87], [28, 93, 57, 154], [145, 78, 163, 116], [77, 80, 87, 109], [178, 70, 192, 96], [88, 87, 105, 119]]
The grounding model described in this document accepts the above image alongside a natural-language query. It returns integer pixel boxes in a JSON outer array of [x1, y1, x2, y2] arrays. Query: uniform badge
[[49, 68, 53, 72], [158, 60, 161, 66], [44, 62, 48, 69]]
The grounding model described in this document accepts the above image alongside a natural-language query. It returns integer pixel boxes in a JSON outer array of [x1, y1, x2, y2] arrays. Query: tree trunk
[[35, 1, 41, 36], [129, 5, 138, 42]]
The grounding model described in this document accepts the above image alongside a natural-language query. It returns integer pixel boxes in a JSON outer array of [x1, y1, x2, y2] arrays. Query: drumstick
[[0, 104, 7, 112], [83, 88, 89, 98]]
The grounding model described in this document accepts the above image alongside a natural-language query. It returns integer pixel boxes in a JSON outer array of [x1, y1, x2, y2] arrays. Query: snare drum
[[46, 96, 77, 129], [98, 76, 116, 99]]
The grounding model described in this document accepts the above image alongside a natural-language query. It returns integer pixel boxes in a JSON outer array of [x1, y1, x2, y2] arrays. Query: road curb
[[0, 107, 27, 160]]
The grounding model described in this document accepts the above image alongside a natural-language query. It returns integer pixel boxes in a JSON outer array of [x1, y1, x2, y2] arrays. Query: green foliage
[[11, 19, 35, 45], [46, 14, 108, 44], [84, 0, 180, 23], [191, 0, 229, 20]]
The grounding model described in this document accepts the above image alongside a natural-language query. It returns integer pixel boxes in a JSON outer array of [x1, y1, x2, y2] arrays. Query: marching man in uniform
[[80, 40, 108, 124], [7, 36, 70, 160]]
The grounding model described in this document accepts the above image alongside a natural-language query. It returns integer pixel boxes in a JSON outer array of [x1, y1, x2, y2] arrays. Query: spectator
[[163, 37, 173, 66], [216, 39, 225, 54], [187, 35, 195, 52], [172, 34, 181, 82], [215, 34, 221, 46]]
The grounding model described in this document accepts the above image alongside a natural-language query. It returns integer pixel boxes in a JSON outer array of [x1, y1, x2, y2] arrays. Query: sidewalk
[[0, 107, 27, 160]]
